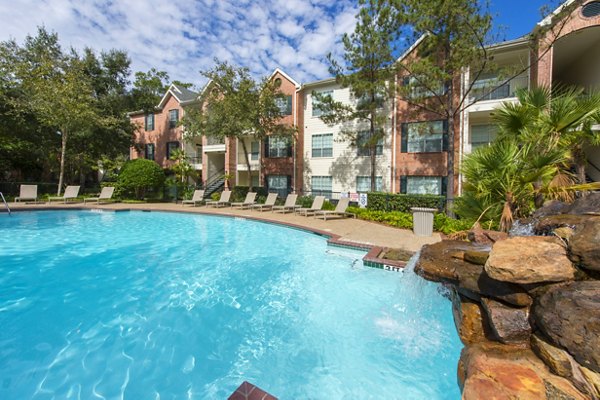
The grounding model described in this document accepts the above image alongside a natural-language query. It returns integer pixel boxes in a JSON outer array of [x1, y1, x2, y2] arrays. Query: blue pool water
[[0, 210, 462, 399]]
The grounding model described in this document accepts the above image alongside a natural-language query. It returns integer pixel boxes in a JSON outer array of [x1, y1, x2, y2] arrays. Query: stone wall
[[415, 194, 600, 399]]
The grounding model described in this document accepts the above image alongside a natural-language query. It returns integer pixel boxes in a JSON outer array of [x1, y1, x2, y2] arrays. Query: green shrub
[[231, 186, 269, 202], [367, 192, 445, 212], [116, 159, 165, 200], [297, 195, 335, 210], [433, 213, 476, 235]]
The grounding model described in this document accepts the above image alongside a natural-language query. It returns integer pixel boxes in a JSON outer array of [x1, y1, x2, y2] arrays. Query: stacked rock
[[415, 193, 600, 399]]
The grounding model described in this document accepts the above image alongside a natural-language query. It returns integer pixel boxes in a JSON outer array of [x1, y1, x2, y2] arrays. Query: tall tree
[[393, 0, 493, 202], [181, 60, 296, 191], [130, 68, 170, 113], [317, 0, 399, 191]]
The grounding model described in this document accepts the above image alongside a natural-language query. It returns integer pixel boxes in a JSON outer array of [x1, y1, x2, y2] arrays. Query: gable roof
[[157, 84, 199, 109], [269, 68, 301, 88]]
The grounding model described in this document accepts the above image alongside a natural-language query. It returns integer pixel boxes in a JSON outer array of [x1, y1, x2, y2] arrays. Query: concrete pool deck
[[6, 201, 442, 254]]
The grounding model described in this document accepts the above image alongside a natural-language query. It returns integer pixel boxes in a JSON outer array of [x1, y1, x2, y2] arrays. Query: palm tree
[[493, 86, 600, 184]]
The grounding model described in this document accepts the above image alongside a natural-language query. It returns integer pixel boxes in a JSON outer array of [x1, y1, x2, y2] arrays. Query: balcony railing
[[206, 136, 225, 146], [469, 74, 528, 102]]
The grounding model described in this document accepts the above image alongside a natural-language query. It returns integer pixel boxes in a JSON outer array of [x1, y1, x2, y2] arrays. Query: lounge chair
[[251, 193, 278, 211], [48, 185, 80, 204], [181, 189, 205, 206], [231, 192, 257, 209], [315, 197, 355, 220], [14, 184, 38, 203], [295, 195, 325, 217], [205, 190, 231, 208], [84, 186, 115, 204], [272, 194, 300, 213]]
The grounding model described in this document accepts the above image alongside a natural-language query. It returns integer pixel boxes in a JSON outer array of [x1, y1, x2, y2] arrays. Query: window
[[195, 145, 203, 163], [267, 175, 290, 198], [144, 113, 154, 131], [266, 136, 291, 158], [166, 141, 179, 160], [145, 143, 155, 161], [470, 124, 498, 149], [402, 121, 447, 153], [251, 174, 260, 188], [251, 141, 259, 161], [582, 1, 600, 18], [168, 109, 179, 128], [312, 90, 333, 117], [311, 133, 333, 158], [275, 95, 292, 115], [356, 176, 383, 193], [403, 76, 445, 99], [356, 92, 385, 109], [357, 131, 383, 157], [311, 176, 332, 198], [401, 176, 447, 195]]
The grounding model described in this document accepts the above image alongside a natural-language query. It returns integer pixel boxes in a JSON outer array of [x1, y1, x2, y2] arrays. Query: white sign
[[349, 192, 359, 202], [358, 193, 368, 208]]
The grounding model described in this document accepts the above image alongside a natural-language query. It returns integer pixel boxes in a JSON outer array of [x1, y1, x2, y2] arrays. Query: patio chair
[[272, 194, 300, 213], [181, 190, 205, 206], [84, 186, 115, 204], [14, 184, 38, 203], [295, 196, 325, 217], [251, 193, 278, 212], [231, 192, 257, 209], [48, 185, 80, 204], [205, 190, 232, 208], [315, 197, 355, 220]]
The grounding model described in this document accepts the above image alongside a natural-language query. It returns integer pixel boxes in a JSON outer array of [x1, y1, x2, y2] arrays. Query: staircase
[[203, 169, 226, 198]]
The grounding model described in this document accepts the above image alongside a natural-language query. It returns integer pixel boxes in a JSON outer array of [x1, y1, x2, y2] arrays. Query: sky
[[0, 0, 556, 90]]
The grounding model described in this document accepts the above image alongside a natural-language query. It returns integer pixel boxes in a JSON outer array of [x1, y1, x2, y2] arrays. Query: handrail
[[0, 192, 11, 215], [204, 168, 225, 188]]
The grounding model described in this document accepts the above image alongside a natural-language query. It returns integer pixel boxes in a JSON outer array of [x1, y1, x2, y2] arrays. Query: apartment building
[[130, 0, 599, 199], [129, 84, 202, 170], [299, 78, 393, 198]]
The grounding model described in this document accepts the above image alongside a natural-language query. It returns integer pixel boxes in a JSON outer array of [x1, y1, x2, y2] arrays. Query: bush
[[433, 213, 476, 235], [367, 192, 445, 212], [116, 159, 165, 200], [297, 195, 335, 210], [231, 186, 269, 202]]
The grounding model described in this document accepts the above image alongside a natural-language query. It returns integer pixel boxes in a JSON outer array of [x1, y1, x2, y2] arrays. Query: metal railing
[[0, 192, 11, 215], [469, 74, 528, 102]]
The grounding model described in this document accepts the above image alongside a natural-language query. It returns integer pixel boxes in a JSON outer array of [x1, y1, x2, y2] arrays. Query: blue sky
[[0, 0, 560, 90]]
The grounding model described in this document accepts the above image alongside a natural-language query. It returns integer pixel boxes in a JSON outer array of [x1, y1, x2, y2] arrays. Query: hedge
[[366, 192, 445, 212], [231, 186, 269, 202]]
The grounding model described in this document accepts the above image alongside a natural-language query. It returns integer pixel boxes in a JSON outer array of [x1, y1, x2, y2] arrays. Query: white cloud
[[0, 0, 359, 90]]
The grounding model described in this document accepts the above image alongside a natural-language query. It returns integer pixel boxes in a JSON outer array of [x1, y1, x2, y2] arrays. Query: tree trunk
[[573, 146, 587, 184], [240, 138, 253, 191], [57, 129, 68, 196], [446, 77, 455, 216]]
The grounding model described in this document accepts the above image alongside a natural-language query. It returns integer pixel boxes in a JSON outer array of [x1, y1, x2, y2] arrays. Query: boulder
[[460, 342, 588, 400], [463, 250, 489, 265], [569, 217, 600, 271], [568, 193, 600, 215], [534, 214, 590, 236], [468, 223, 508, 244], [417, 240, 532, 306], [415, 240, 490, 282], [481, 298, 531, 344], [485, 236, 576, 284], [534, 281, 600, 373], [532, 200, 571, 218], [531, 334, 599, 399], [553, 226, 575, 241], [452, 292, 490, 345]]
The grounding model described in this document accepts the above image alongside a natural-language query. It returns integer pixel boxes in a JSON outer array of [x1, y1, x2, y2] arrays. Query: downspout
[[391, 76, 397, 193], [293, 86, 300, 193]]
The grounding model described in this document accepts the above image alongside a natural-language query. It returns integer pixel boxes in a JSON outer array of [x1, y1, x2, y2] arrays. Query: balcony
[[186, 156, 202, 170], [204, 136, 226, 153], [469, 74, 528, 102], [237, 160, 260, 171]]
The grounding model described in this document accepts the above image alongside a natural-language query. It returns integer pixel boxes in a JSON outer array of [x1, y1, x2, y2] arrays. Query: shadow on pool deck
[[6, 201, 441, 255]]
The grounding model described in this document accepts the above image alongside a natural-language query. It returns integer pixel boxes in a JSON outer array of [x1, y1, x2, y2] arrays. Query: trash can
[[411, 207, 437, 237]]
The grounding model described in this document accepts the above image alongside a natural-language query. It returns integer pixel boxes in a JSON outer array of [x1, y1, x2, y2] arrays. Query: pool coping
[[5, 206, 408, 272]]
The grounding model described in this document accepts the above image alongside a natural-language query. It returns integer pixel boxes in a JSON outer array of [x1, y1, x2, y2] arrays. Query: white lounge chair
[[272, 194, 300, 213], [251, 193, 278, 211], [84, 186, 115, 204], [295, 196, 325, 216], [315, 197, 355, 220], [14, 184, 38, 203], [205, 190, 231, 208], [182, 190, 205, 206], [48, 185, 80, 204], [231, 192, 257, 209]]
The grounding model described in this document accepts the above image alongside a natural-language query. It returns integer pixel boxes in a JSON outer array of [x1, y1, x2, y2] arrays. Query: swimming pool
[[0, 210, 462, 399]]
